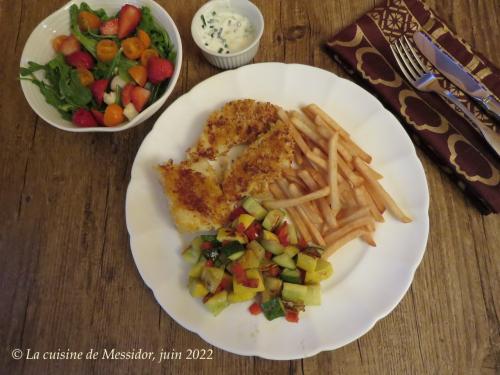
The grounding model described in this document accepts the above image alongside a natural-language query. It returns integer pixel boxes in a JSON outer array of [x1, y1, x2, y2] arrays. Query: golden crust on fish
[[222, 120, 294, 200], [188, 99, 279, 160], [157, 160, 231, 232]]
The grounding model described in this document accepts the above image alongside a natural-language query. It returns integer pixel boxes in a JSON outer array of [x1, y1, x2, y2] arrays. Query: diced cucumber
[[282, 282, 307, 303], [238, 249, 260, 269], [219, 241, 245, 258], [216, 228, 247, 244], [204, 291, 229, 316], [188, 278, 209, 298], [261, 298, 286, 320], [201, 267, 224, 293], [264, 277, 283, 296], [297, 252, 318, 272], [228, 290, 256, 303], [272, 253, 296, 270], [242, 197, 268, 220], [284, 245, 299, 258], [259, 239, 284, 255], [303, 284, 321, 305], [280, 268, 302, 284], [188, 259, 207, 278], [262, 209, 285, 231], [287, 222, 298, 245], [247, 240, 265, 260], [182, 245, 201, 264], [262, 230, 279, 242], [235, 214, 255, 230], [305, 258, 333, 284], [228, 250, 244, 261]]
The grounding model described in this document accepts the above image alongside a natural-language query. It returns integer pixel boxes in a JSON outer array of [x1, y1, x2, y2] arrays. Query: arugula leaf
[[69, 4, 98, 57], [59, 69, 92, 107], [118, 57, 138, 82], [138, 6, 175, 60]]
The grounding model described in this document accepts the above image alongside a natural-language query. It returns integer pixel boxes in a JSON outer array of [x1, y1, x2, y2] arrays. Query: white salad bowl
[[191, 0, 264, 70], [19, 0, 182, 132]]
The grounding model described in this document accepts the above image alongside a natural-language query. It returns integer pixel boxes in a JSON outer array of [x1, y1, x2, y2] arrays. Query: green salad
[[182, 197, 333, 323], [20, 2, 176, 127]]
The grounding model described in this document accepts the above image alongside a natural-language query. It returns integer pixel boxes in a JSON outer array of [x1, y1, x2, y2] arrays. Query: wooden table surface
[[1, 0, 499, 374]]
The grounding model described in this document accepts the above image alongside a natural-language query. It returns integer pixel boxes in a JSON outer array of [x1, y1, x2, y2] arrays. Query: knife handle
[[477, 96, 500, 123]]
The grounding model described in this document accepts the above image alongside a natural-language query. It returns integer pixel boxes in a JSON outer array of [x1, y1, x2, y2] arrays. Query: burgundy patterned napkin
[[326, 0, 500, 213]]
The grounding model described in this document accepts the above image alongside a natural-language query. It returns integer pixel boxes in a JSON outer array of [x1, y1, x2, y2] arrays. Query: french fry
[[276, 180, 326, 246], [288, 183, 324, 226], [362, 184, 385, 214], [328, 133, 341, 214], [336, 206, 371, 227], [323, 228, 367, 258], [337, 140, 353, 163], [366, 163, 383, 180], [353, 187, 376, 231], [306, 151, 328, 170], [343, 137, 372, 163], [324, 216, 374, 244], [262, 186, 330, 209], [337, 155, 363, 187], [298, 170, 337, 227], [306, 104, 350, 139], [354, 157, 412, 223], [269, 183, 312, 243], [291, 116, 326, 149]]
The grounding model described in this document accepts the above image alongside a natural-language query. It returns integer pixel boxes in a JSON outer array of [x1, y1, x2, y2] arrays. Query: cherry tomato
[[122, 37, 144, 60], [137, 29, 151, 49], [76, 68, 94, 87], [128, 65, 147, 87], [140, 48, 159, 66], [78, 11, 101, 32], [52, 35, 68, 52], [96, 39, 118, 62], [103, 104, 124, 127]]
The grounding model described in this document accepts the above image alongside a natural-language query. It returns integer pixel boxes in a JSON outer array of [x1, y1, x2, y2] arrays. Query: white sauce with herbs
[[196, 7, 255, 54]]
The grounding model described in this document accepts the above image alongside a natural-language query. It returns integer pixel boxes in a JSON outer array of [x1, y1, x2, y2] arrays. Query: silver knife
[[413, 31, 500, 122]]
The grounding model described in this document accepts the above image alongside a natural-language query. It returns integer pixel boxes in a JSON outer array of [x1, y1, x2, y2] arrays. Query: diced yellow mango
[[297, 252, 318, 272], [188, 278, 209, 298]]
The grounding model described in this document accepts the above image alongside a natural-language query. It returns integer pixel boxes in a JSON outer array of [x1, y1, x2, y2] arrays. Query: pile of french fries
[[263, 104, 412, 259]]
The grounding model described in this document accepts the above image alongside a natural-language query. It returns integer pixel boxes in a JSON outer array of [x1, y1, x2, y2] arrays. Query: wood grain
[[1, 0, 499, 374]]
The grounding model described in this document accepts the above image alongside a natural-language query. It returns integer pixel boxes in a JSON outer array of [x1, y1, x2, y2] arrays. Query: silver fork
[[391, 36, 499, 156]]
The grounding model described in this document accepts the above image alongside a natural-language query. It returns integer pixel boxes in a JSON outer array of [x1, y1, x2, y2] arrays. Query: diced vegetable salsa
[[183, 196, 334, 322]]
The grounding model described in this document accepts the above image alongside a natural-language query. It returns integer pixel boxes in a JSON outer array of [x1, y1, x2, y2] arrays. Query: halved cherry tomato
[[78, 11, 101, 31], [276, 223, 289, 246], [137, 29, 151, 49], [245, 221, 261, 241], [76, 68, 94, 87], [229, 206, 246, 221], [140, 48, 159, 66], [122, 37, 144, 60], [52, 35, 68, 52], [285, 310, 299, 323], [103, 104, 124, 127], [128, 65, 147, 87], [96, 39, 118, 62], [200, 242, 213, 250], [248, 302, 262, 315]]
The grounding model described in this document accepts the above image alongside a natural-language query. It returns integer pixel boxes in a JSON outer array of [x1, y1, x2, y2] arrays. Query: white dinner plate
[[125, 63, 429, 360]]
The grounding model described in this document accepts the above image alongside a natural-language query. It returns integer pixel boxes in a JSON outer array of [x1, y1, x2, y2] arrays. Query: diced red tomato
[[218, 277, 232, 291], [245, 222, 261, 241], [200, 242, 213, 250], [231, 262, 246, 283], [228, 206, 246, 221], [242, 278, 259, 288], [265, 251, 273, 260], [248, 302, 262, 315], [202, 293, 213, 304], [285, 310, 299, 323], [235, 223, 245, 235], [276, 223, 289, 246], [205, 260, 214, 268], [298, 237, 308, 249]]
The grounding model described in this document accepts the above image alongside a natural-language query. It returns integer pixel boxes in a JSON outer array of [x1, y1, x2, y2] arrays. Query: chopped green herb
[[201, 14, 206, 27], [212, 11, 216, 15], [218, 48, 223, 53]]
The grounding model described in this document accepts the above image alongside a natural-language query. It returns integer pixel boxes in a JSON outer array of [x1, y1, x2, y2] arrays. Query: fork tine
[[394, 39, 418, 80], [400, 37, 425, 76], [390, 44, 415, 83], [403, 35, 428, 72]]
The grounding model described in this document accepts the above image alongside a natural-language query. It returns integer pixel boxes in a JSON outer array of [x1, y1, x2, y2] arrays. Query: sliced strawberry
[[72, 108, 97, 127], [130, 86, 150, 112], [90, 79, 109, 105], [65, 51, 95, 70], [118, 5, 141, 39], [91, 109, 105, 126], [147, 57, 174, 85], [59, 35, 81, 56], [99, 18, 119, 35], [121, 83, 135, 106]]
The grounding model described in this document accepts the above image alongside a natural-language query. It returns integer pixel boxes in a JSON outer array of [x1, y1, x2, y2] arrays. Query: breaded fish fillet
[[222, 120, 295, 200], [188, 99, 279, 160], [157, 159, 231, 232]]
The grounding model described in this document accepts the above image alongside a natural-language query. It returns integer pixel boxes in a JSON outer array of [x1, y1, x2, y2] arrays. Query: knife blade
[[413, 31, 500, 122]]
